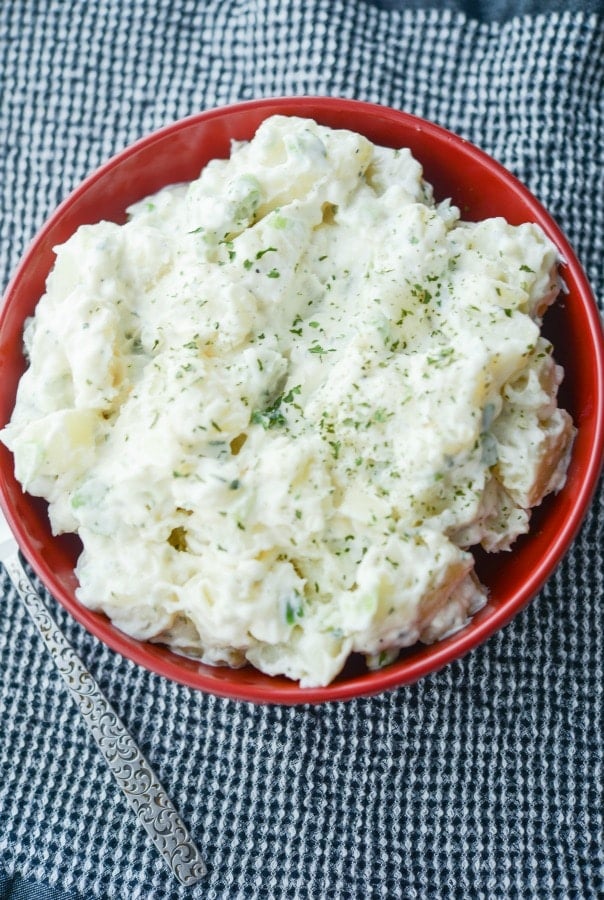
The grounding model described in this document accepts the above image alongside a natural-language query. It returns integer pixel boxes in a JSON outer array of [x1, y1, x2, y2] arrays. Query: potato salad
[[2, 115, 575, 686]]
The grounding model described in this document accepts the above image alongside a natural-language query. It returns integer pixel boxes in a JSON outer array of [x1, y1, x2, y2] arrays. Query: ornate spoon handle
[[2, 545, 206, 886]]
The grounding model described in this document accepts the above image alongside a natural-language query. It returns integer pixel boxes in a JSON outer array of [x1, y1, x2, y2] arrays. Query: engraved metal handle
[[2, 546, 207, 886]]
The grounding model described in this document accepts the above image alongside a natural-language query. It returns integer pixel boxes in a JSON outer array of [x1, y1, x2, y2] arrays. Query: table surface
[[1, 2, 603, 899]]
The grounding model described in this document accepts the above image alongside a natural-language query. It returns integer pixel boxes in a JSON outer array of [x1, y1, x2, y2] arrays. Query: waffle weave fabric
[[0, 2, 603, 899]]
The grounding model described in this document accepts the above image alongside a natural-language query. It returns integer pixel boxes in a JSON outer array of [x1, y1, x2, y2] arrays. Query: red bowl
[[1, 97, 603, 704]]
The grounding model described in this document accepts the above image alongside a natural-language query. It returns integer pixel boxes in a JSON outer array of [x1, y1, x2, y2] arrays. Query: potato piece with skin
[[494, 406, 574, 508], [492, 339, 576, 508], [419, 571, 487, 643], [450, 476, 530, 553], [334, 529, 476, 657]]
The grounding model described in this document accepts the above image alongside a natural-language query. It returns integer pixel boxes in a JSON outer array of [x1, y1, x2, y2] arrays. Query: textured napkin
[[1, 3, 603, 899]]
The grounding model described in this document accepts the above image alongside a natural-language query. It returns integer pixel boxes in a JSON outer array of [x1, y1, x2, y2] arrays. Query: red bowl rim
[[1, 96, 603, 704]]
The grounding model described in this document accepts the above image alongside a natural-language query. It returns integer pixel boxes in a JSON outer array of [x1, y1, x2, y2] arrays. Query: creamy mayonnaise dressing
[[2, 116, 575, 686]]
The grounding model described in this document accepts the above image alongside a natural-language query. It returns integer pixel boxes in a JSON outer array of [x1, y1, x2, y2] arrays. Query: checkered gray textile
[[0, 3, 603, 899]]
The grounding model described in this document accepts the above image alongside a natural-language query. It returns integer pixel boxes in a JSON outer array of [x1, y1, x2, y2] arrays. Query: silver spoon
[[0, 510, 206, 886]]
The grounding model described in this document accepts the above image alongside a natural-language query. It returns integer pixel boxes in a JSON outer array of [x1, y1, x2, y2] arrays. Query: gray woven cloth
[[1, 2, 603, 899]]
